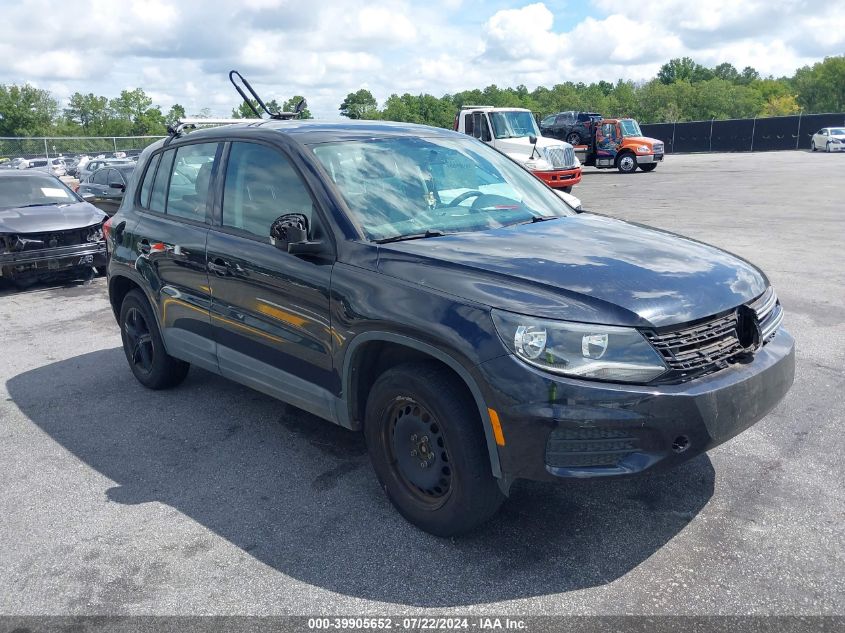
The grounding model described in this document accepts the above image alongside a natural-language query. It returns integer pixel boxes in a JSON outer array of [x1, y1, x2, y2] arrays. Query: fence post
[[112, 137, 118, 153], [795, 110, 802, 150], [672, 121, 676, 153], [43, 138, 49, 159], [709, 118, 714, 152], [750, 117, 756, 152]]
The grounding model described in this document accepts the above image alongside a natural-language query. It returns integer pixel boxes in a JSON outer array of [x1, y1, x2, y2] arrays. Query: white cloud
[[0, 1, 842, 120]]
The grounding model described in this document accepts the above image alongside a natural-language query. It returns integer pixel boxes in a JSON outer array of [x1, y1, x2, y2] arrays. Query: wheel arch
[[342, 332, 502, 478], [108, 273, 143, 322]]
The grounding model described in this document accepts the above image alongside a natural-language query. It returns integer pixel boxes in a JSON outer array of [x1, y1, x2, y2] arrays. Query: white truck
[[454, 106, 582, 192]]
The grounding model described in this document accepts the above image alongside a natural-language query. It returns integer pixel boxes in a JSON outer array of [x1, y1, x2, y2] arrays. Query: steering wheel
[[449, 190, 485, 207]]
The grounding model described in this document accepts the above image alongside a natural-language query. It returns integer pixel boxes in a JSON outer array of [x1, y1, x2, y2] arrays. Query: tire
[[562, 186, 573, 193], [119, 289, 189, 389], [617, 152, 637, 173], [639, 163, 657, 172], [364, 362, 505, 536], [811, 141, 816, 152], [566, 132, 581, 146], [826, 142, 832, 153], [96, 266, 108, 277]]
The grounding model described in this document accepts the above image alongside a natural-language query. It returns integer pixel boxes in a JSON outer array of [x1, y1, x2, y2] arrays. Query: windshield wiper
[[374, 229, 446, 244], [16, 202, 62, 208], [516, 216, 560, 225]]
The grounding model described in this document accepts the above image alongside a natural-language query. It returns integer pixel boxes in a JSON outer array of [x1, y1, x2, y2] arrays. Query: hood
[[377, 214, 767, 328], [625, 136, 662, 147], [495, 135, 572, 155], [0, 201, 106, 234]]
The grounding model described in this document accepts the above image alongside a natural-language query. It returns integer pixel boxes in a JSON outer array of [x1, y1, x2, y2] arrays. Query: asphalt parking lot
[[1, 150, 843, 616]]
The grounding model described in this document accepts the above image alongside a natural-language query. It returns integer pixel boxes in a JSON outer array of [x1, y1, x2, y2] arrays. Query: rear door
[[206, 140, 337, 418], [131, 141, 222, 372]]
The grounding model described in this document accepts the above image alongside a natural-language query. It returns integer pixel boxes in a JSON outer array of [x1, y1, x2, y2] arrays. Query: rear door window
[[165, 143, 220, 221], [92, 168, 110, 185]]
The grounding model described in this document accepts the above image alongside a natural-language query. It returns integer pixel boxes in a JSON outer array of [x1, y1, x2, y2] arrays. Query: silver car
[[811, 127, 845, 152], [76, 158, 134, 183]]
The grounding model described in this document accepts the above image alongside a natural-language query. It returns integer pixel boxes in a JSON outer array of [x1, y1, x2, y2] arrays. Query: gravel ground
[[0, 150, 842, 616]]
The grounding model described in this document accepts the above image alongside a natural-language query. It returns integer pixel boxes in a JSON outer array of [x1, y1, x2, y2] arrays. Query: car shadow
[[6, 348, 715, 607], [0, 270, 101, 297]]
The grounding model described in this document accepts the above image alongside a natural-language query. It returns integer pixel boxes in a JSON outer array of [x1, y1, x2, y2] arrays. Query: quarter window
[[139, 153, 160, 208], [222, 142, 314, 238], [148, 150, 175, 214]]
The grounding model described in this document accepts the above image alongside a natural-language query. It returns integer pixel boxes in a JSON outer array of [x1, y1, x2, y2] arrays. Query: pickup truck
[[454, 106, 582, 191]]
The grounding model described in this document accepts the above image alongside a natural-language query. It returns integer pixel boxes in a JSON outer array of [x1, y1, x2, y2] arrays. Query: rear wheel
[[566, 132, 581, 146], [617, 152, 637, 173], [811, 140, 816, 152], [639, 163, 657, 172], [364, 362, 505, 536], [119, 289, 189, 389]]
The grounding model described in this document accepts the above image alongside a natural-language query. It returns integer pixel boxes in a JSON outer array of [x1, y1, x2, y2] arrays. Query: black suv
[[105, 119, 794, 536], [540, 111, 603, 145]]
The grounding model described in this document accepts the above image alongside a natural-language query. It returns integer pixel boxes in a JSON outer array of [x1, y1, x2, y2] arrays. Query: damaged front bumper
[[0, 241, 107, 276]]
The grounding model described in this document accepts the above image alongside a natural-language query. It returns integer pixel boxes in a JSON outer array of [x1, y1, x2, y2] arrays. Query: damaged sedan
[[0, 171, 108, 288]]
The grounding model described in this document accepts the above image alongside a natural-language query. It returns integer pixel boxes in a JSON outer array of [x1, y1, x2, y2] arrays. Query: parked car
[[77, 164, 136, 215], [811, 127, 845, 152], [76, 158, 133, 184], [540, 111, 603, 146], [105, 119, 794, 536], [24, 158, 67, 178], [0, 171, 108, 287]]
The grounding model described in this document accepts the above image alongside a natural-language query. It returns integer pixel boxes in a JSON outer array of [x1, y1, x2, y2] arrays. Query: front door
[[206, 141, 337, 419]]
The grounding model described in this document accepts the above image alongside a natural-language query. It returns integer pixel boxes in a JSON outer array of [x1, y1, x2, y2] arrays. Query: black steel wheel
[[119, 289, 189, 389], [364, 362, 505, 536], [389, 398, 452, 505]]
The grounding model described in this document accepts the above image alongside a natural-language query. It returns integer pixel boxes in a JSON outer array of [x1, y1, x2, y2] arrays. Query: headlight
[[636, 145, 651, 153], [86, 225, 104, 242], [491, 310, 668, 383]]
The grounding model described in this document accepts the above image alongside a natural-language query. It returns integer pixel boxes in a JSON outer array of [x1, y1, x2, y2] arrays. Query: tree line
[[0, 87, 312, 137], [338, 55, 845, 129], [0, 55, 842, 137]]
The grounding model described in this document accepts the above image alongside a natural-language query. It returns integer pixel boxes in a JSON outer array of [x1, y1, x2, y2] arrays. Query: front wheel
[[827, 142, 833, 153], [364, 362, 505, 536], [617, 152, 638, 173], [119, 289, 189, 389], [566, 132, 581, 146], [639, 163, 657, 172]]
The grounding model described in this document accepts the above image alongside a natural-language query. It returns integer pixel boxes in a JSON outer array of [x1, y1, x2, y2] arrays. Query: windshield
[[830, 128, 845, 135], [489, 111, 540, 139], [311, 136, 574, 241], [0, 175, 79, 209], [619, 120, 643, 137]]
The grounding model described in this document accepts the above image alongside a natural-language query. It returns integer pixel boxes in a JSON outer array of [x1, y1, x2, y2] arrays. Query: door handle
[[208, 259, 231, 276]]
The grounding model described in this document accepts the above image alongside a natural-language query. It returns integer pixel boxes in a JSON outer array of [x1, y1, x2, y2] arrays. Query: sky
[[0, 0, 843, 119]]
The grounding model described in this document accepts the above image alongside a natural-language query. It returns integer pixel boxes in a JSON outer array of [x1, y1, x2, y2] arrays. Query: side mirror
[[109, 182, 126, 192], [81, 192, 95, 201], [529, 135, 537, 145], [270, 213, 324, 255]]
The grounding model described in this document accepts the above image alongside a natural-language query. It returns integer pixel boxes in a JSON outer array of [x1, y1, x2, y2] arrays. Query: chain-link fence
[[0, 136, 165, 162]]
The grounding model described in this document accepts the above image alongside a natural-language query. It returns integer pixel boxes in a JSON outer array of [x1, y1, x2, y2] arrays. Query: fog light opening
[[672, 435, 690, 454]]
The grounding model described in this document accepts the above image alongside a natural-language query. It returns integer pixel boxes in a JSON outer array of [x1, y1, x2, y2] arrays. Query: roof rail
[[167, 118, 265, 136], [460, 105, 494, 110]]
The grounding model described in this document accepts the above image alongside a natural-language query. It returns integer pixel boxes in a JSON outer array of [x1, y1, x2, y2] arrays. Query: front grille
[[545, 146, 576, 169], [10, 227, 92, 251], [644, 288, 784, 382], [645, 312, 743, 374], [545, 428, 638, 468]]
